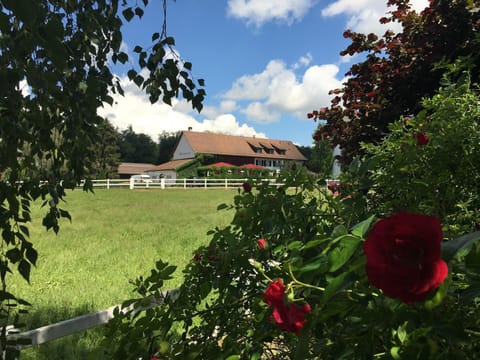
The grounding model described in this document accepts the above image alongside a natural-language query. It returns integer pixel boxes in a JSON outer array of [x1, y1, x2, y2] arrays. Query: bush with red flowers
[[102, 81, 480, 360]]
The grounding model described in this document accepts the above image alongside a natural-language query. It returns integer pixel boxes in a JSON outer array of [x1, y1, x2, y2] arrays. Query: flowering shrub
[[360, 77, 480, 235], [101, 80, 480, 359]]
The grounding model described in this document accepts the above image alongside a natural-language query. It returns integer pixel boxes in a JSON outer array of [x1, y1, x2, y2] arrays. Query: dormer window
[[255, 147, 262, 153], [272, 144, 286, 155]]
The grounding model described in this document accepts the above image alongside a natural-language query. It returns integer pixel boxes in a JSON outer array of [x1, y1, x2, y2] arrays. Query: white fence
[[84, 178, 281, 190], [6, 289, 179, 357]]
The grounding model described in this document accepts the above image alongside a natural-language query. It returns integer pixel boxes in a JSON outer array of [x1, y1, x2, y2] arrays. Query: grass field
[[8, 188, 236, 359]]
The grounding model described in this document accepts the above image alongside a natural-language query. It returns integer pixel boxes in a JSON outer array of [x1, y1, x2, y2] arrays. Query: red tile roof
[[147, 159, 195, 171], [117, 162, 155, 175], [182, 131, 307, 161]]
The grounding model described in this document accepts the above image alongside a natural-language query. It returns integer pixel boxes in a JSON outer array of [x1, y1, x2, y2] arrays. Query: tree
[[310, 0, 480, 164], [157, 131, 181, 164], [0, 0, 204, 353], [299, 139, 334, 177], [117, 126, 158, 164], [89, 119, 121, 179]]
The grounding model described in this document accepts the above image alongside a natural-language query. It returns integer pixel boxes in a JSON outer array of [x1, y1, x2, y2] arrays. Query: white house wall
[[172, 136, 195, 160], [145, 170, 177, 180]]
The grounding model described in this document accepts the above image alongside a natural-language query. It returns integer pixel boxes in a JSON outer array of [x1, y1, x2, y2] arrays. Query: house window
[[255, 148, 262, 153]]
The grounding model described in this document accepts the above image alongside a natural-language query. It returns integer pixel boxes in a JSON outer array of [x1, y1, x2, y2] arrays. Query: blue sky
[[98, 0, 428, 147]]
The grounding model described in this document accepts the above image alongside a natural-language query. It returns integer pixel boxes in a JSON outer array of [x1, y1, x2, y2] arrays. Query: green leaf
[[134, 75, 144, 87], [164, 37, 175, 46], [133, 45, 142, 53], [331, 224, 348, 239], [184, 62, 192, 70], [26, 247, 38, 266], [122, 7, 135, 22], [350, 215, 376, 238], [152, 32, 160, 41], [217, 203, 228, 210], [328, 235, 361, 272], [127, 69, 137, 81], [18, 260, 31, 282], [117, 52, 128, 64], [225, 356, 240, 360], [134, 7, 144, 18], [6, 248, 22, 263], [442, 230, 480, 262], [298, 254, 329, 273], [321, 272, 350, 304]]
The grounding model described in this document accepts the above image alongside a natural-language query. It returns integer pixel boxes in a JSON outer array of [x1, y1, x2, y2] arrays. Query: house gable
[[172, 135, 195, 160]]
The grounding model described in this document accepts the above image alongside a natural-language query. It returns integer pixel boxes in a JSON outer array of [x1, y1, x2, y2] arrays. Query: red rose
[[270, 302, 311, 335], [193, 253, 202, 261], [242, 182, 252, 193], [414, 132, 429, 145], [263, 279, 285, 307], [263, 279, 310, 334], [258, 238, 266, 249], [364, 212, 448, 304]]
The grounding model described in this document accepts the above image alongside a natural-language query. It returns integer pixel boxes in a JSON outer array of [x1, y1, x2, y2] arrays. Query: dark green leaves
[[442, 231, 480, 262], [328, 234, 362, 272], [122, 7, 135, 22]]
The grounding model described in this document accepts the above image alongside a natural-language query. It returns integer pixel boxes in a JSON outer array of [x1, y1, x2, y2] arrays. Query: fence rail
[[6, 289, 179, 356], [83, 178, 282, 190]]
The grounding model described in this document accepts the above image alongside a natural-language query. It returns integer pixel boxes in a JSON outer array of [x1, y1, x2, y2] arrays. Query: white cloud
[[197, 114, 266, 137], [201, 100, 239, 119], [292, 53, 313, 69], [321, 0, 429, 35], [97, 75, 264, 141], [222, 59, 343, 123], [227, 0, 316, 27], [242, 102, 280, 123], [224, 60, 286, 100]]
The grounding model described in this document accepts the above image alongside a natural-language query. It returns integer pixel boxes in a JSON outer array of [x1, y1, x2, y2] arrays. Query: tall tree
[[310, 0, 480, 164], [299, 140, 334, 177], [0, 0, 204, 352], [89, 119, 120, 179], [157, 131, 181, 164], [118, 126, 158, 164]]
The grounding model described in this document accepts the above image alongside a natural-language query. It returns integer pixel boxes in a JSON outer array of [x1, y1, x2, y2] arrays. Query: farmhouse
[[146, 130, 306, 180]]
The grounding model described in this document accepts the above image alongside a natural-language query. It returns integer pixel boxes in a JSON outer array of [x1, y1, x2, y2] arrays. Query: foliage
[[0, 0, 204, 355], [310, 0, 480, 163], [157, 131, 181, 164], [117, 126, 158, 164], [88, 118, 120, 179], [299, 139, 334, 177], [101, 162, 480, 359], [361, 75, 480, 236]]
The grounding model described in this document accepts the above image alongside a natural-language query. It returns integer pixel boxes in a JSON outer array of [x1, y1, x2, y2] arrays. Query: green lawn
[[8, 188, 236, 359]]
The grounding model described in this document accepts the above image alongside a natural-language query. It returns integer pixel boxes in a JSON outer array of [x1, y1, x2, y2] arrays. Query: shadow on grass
[[16, 303, 110, 360]]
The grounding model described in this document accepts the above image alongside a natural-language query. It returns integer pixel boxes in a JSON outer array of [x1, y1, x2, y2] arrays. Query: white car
[[130, 174, 152, 183]]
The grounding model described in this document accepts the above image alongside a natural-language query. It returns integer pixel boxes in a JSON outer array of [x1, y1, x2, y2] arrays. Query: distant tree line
[[90, 119, 181, 178]]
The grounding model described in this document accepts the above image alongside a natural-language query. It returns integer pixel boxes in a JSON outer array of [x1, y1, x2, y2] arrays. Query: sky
[[97, 0, 429, 147]]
